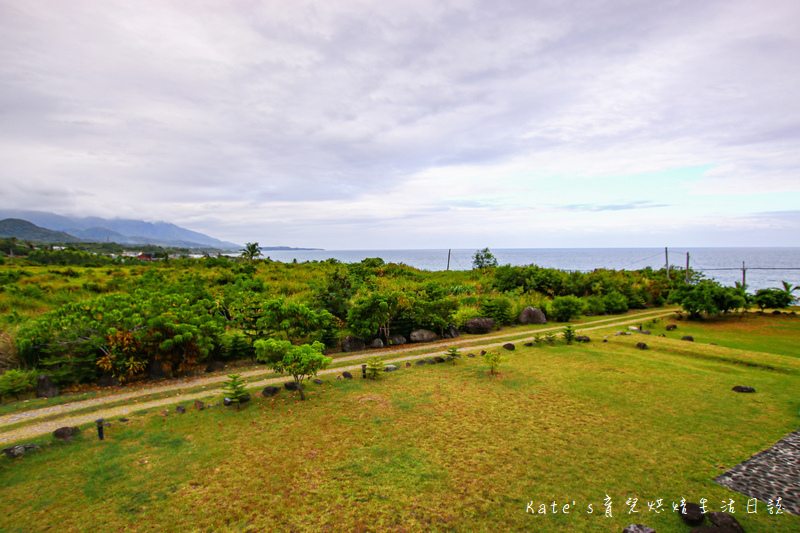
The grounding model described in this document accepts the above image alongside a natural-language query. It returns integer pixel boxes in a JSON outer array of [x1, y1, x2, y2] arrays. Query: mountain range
[[0, 210, 241, 250]]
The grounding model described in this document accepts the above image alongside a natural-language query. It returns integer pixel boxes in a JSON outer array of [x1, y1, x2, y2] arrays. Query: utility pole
[[446, 249, 451, 271], [685, 252, 690, 283], [742, 261, 746, 288], [665, 247, 670, 279]]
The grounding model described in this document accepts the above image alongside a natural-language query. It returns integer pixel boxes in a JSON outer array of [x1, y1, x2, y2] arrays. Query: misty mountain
[[0, 219, 84, 243], [0, 210, 241, 250]]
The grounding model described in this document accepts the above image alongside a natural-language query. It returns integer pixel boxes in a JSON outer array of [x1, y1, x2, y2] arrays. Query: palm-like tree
[[240, 242, 262, 261], [772, 280, 799, 303]]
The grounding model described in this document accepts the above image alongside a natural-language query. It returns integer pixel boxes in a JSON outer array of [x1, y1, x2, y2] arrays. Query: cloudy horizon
[[1, 0, 799, 249]]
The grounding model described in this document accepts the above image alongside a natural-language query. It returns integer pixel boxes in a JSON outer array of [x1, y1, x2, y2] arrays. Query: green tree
[[253, 339, 331, 401], [240, 242, 262, 261], [472, 248, 498, 270], [753, 289, 793, 312], [772, 281, 799, 304], [255, 298, 334, 344], [347, 290, 405, 344]]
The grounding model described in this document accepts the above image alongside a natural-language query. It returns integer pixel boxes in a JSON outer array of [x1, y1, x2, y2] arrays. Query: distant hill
[[0, 210, 241, 250], [0, 219, 84, 243]]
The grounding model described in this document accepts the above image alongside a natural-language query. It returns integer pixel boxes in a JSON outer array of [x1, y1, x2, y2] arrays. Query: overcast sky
[[1, 0, 799, 249]]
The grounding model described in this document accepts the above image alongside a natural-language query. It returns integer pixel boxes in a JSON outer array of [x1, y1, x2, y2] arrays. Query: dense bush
[[0, 368, 38, 402], [549, 295, 586, 322]]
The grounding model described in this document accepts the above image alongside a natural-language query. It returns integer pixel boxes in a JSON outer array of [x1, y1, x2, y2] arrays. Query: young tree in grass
[[365, 356, 384, 380], [445, 346, 460, 364], [562, 324, 576, 345], [484, 350, 502, 376], [254, 339, 331, 401], [222, 374, 248, 410]]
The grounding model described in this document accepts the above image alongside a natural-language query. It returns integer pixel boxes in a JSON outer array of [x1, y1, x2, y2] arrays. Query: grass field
[[1, 313, 799, 532]]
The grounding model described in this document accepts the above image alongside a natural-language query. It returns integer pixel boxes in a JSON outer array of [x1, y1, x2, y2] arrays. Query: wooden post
[[665, 247, 670, 279], [446, 249, 451, 271], [685, 252, 690, 283]]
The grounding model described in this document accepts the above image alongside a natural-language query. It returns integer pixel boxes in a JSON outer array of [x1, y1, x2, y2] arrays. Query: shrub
[[603, 291, 629, 314], [481, 297, 514, 325], [549, 295, 585, 322], [753, 289, 793, 312], [0, 369, 38, 402], [452, 306, 481, 328], [584, 295, 606, 315]]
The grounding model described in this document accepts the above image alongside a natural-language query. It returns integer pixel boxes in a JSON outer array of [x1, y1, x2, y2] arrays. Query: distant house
[[137, 253, 154, 261]]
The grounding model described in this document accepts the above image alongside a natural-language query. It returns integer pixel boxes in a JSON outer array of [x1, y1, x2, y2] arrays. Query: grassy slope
[[1, 314, 799, 532]]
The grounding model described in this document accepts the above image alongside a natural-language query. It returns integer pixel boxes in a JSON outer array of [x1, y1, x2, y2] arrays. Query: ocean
[[253, 248, 800, 294]]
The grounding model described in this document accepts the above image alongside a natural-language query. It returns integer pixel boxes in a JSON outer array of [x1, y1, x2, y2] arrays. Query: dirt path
[[0, 310, 675, 445]]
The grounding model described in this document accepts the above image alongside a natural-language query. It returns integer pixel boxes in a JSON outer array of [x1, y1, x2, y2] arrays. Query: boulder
[[575, 336, 590, 343], [622, 525, 656, 533], [687, 527, 724, 533], [659, 334, 666, 337], [370, 338, 384, 349], [238, 392, 251, 404], [2, 443, 40, 459], [342, 371, 353, 380], [410, 329, 438, 343], [524, 342, 534, 347], [772, 310, 782, 315], [467, 353, 476, 358], [415, 359, 427, 365], [284, 382, 301, 391], [194, 400, 205, 410], [223, 398, 232, 407], [405, 362, 411, 367], [97, 373, 120, 388], [681, 336, 694, 342], [384, 365, 398, 372], [502, 343, 515, 351], [519, 307, 547, 325], [312, 378, 324, 385], [464, 318, 495, 334], [36, 375, 59, 398], [732, 385, 756, 393], [262, 386, 280, 397], [176, 405, 186, 414], [53, 426, 80, 442], [636, 342, 648, 350], [707, 511, 745, 533], [205, 360, 225, 373], [159, 409, 168, 417], [444, 324, 460, 338], [628, 326, 639, 332], [679, 502, 705, 526], [641, 330, 651, 335], [433, 356, 446, 364], [666, 324, 678, 331], [426, 358, 438, 365], [389, 334, 407, 346], [341, 336, 365, 352], [480, 350, 487, 356]]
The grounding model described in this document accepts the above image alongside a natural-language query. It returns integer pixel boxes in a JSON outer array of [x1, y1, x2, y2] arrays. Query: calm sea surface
[[258, 248, 800, 293]]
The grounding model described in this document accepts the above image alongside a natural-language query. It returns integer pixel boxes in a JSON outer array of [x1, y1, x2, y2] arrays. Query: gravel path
[[0, 310, 674, 445]]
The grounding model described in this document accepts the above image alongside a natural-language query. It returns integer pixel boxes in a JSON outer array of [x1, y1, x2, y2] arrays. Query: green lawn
[[1, 314, 799, 532]]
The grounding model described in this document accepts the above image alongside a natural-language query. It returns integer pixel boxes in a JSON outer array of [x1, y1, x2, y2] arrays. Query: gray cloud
[[1, 0, 799, 246]]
